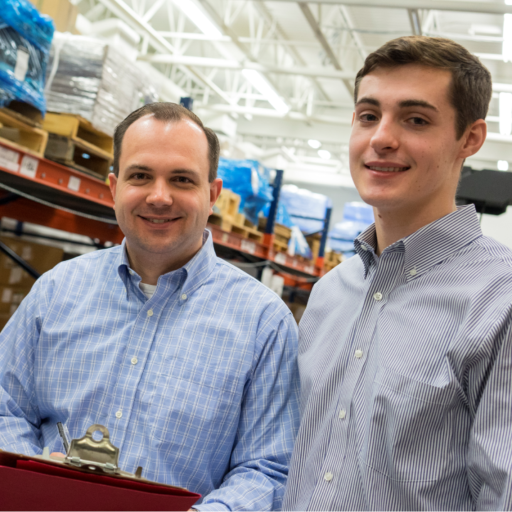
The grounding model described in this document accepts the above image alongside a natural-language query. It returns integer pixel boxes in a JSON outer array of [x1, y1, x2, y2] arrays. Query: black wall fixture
[[456, 167, 512, 215]]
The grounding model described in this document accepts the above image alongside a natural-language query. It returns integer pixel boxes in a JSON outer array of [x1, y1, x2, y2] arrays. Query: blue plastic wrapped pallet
[[0, 0, 54, 114], [217, 158, 273, 224], [279, 185, 332, 234], [328, 202, 374, 255]]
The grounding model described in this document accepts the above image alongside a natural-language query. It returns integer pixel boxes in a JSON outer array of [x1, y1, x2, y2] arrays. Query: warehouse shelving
[[0, 138, 322, 285]]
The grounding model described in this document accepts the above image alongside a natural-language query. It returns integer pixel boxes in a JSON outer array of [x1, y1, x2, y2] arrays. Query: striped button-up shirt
[[0, 231, 299, 511], [283, 205, 512, 511]]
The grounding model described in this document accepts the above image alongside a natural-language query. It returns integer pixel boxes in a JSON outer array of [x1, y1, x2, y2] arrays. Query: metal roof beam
[[95, 0, 232, 104], [254, 0, 512, 15], [252, 1, 332, 103], [138, 54, 357, 79], [299, 4, 355, 96]]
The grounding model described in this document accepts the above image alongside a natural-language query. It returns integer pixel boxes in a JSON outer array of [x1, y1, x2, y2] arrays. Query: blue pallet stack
[[0, 0, 54, 115]]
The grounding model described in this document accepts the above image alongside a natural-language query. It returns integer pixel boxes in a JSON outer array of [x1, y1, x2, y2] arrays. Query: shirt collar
[[354, 224, 378, 278], [117, 229, 218, 297], [355, 204, 482, 280]]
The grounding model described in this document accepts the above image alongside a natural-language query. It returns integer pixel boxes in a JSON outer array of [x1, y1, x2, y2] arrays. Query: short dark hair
[[113, 102, 220, 181], [354, 36, 492, 139]]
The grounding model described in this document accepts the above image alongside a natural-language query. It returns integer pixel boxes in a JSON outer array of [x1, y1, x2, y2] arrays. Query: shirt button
[[373, 292, 383, 301], [131, 357, 138, 365], [409, 268, 417, 276], [181, 293, 187, 301], [115, 411, 122, 419], [361, 245, 368, 251], [147, 309, 153, 317], [354, 349, 363, 359], [324, 472, 334, 482], [338, 409, 346, 419], [128, 270, 134, 276]]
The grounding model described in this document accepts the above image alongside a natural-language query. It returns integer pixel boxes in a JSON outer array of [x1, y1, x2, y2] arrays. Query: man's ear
[[108, 173, 117, 209], [459, 119, 487, 159], [209, 178, 223, 215]]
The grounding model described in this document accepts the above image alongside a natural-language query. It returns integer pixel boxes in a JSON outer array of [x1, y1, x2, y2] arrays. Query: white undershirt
[[139, 282, 157, 300]]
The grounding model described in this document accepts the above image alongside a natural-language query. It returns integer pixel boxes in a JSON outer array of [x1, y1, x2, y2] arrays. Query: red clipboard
[[0, 425, 201, 511]]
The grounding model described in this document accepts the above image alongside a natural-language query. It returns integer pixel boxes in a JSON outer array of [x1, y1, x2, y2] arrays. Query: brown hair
[[113, 102, 220, 181], [354, 36, 492, 139]]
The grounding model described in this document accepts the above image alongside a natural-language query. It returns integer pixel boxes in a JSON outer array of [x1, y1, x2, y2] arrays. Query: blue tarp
[[217, 158, 273, 224], [328, 202, 374, 254], [0, 0, 54, 114]]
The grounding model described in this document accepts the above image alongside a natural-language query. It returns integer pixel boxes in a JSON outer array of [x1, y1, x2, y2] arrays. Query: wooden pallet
[[3, 100, 43, 126], [258, 217, 292, 241], [208, 212, 233, 232], [273, 238, 289, 253], [0, 109, 48, 157], [44, 134, 112, 180], [43, 112, 113, 156], [231, 224, 263, 243], [215, 189, 241, 218], [208, 213, 263, 243]]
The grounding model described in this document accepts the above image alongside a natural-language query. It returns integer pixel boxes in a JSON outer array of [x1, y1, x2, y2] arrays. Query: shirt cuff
[[192, 502, 231, 512]]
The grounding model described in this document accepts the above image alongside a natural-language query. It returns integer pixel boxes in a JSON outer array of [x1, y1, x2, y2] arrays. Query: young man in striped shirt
[[284, 36, 512, 510]]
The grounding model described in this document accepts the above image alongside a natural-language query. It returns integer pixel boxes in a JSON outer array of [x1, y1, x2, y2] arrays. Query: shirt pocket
[[361, 366, 456, 483], [148, 360, 242, 455]]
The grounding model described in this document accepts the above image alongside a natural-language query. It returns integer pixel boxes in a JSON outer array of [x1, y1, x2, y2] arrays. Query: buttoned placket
[[106, 272, 179, 449], [308, 247, 407, 509]]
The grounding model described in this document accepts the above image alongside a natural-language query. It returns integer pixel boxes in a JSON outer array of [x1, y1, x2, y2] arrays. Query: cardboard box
[[29, 0, 78, 33], [0, 285, 30, 315], [0, 237, 63, 287]]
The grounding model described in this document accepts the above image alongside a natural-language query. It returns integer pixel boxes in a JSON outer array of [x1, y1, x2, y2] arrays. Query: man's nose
[[370, 117, 400, 152], [147, 179, 173, 206]]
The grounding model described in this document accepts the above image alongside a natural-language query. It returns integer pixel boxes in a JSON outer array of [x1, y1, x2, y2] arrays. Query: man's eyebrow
[[355, 97, 380, 108], [171, 169, 200, 176], [355, 97, 439, 113], [125, 164, 153, 173], [399, 99, 439, 112]]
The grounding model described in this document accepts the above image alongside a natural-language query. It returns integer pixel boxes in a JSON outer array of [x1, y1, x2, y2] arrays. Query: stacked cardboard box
[[0, 236, 63, 330]]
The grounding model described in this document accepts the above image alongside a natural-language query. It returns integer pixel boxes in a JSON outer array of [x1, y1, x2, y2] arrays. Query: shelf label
[[14, 47, 29, 82], [305, 265, 315, 274], [274, 252, 287, 265], [241, 240, 256, 254], [20, 155, 38, 178], [0, 146, 20, 172], [222, 233, 229, 243], [68, 176, 81, 192]]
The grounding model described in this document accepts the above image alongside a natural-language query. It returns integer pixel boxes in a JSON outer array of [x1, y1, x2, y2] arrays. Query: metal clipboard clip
[[63, 424, 143, 478]]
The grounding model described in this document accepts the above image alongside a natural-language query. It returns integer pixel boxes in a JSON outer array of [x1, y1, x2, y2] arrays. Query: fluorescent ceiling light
[[173, 0, 222, 38], [503, 14, 512, 61], [498, 160, 509, 171], [308, 139, 321, 149], [242, 69, 289, 115], [499, 92, 512, 135], [318, 149, 331, 160]]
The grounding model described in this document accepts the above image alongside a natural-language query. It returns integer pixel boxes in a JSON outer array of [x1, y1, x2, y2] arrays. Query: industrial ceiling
[[74, 0, 512, 186]]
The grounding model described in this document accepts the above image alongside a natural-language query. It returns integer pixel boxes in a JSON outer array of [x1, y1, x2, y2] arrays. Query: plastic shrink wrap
[[217, 157, 273, 224], [262, 201, 294, 228], [328, 202, 374, 255], [0, 0, 54, 114], [279, 185, 332, 234], [45, 33, 158, 136]]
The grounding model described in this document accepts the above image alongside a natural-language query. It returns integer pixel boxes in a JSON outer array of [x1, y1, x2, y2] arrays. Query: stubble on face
[[110, 116, 218, 276]]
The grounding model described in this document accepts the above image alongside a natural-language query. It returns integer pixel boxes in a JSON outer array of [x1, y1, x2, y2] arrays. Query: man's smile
[[364, 161, 410, 173]]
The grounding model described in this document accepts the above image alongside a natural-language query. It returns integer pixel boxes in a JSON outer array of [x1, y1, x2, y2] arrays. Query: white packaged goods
[[45, 33, 158, 136]]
